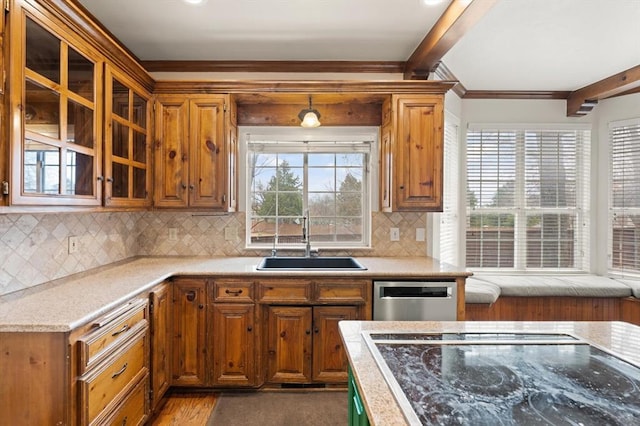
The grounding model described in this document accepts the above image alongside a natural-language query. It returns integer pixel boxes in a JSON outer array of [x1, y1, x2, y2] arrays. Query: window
[[609, 118, 640, 276], [245, 129, 374, 249], [436, 115, 461, 265], [465, 125, 590, 271]]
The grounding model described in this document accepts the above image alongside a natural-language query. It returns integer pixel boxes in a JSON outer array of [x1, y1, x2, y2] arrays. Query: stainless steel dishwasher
[[373, 280, 457, 321]]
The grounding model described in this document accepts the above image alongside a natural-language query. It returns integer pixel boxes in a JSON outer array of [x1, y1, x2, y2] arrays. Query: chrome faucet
[[302, 209, 311, 257]]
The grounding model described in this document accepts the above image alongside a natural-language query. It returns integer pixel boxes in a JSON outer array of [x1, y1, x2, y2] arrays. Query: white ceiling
[[77, 0, 640, 91]]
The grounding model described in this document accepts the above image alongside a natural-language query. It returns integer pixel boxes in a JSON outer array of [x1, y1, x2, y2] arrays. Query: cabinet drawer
[[78, 300, 147, 373], [100, 373, 149, 426], [316, 280, 370, 304], [257, 280, 312, 303], [79, 325, 148, 425], [213, 279, 254, 302]]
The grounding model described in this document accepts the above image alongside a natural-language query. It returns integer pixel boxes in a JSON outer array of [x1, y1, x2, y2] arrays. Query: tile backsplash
[[0, 210, 427, 296]]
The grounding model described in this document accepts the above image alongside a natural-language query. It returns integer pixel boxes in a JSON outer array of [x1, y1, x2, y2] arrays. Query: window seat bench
[[464, 274, 640, 325]]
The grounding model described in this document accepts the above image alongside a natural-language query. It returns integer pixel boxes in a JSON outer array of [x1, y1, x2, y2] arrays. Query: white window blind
[[609, 118, 640, 276], [466, 126, 590, 271], [438, 118, 460, 265]]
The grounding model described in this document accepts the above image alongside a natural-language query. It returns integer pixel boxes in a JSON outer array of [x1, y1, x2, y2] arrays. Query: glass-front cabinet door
[[104, 66, 152, 207], [10, 12, 103, 205]]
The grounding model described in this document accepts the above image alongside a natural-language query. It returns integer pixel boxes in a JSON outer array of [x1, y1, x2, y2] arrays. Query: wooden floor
[[151, 392, 219, 426]]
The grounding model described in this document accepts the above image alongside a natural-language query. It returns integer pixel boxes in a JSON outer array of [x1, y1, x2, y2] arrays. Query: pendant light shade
[[298, 95, 321, 128]]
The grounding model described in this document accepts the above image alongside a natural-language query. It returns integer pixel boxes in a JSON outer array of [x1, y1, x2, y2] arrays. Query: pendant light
[[298, 95, 321, 128]]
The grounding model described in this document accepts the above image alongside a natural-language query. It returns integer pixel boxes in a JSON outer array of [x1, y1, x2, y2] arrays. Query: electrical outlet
[[415, 228, 426, 242], [390, 227, 400, 241], [168, 228, 178, 241], [68, 236, 79, 254]]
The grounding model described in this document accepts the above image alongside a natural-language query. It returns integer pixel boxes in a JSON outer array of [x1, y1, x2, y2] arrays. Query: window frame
[[241, 126, 377, 251], [465, 123, 591, 272], [608, 117, 640, 277]]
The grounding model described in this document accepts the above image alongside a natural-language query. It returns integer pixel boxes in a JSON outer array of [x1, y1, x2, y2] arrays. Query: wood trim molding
[[153, 80, 457, 95], [432, 61, 466, 97], [142, 60, 405, 74], [567, 64, 640, 116], [39, 0, 154, 91], [463, 90, 571, 100], [404, 0, 498, 79]]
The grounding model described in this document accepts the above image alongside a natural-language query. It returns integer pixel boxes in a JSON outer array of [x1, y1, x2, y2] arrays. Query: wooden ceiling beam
[[142, 60, 405, 74], [403, 0, 499, 80], [567, 64, 640, 116]]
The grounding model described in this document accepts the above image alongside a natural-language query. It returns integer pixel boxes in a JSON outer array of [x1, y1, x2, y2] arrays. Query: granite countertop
[[0, 256, 469, 332], [340, 321, 640, 426]]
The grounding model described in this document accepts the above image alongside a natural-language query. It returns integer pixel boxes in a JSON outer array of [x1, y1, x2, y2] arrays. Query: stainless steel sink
[[256, 256, 367, 270]]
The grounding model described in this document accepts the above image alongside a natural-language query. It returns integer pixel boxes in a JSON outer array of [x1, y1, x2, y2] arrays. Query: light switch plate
[[224, 227, 236, 241], [390, 228, 400, 241], [416, 228, 426, 242], [168, 228, 178, 241], [68, 236, 79, 254]]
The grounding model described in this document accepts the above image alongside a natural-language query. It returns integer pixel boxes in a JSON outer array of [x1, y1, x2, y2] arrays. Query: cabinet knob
[[399, 185, 404, 190], [181, 183, 187, 190], [189, 184, 195, 190], [305, 329, 311, 335], [106, 177, 114, 183], [314, 327, 319, 334], [96, 176, 104, 182], [247, 326, 253, 332], [186, 291, 196, 302], [198, 304, 204, 310]]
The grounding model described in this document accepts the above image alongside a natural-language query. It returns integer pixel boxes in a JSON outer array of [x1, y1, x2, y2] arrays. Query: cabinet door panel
[[189, 98, 226, 208], [266, 306, 312, 383], [171, 279, 208, 386], [393, 95, 444, 211], [154, 97, 189, 207], [104, 66, 152, 207], [150, 282, 171, 410], [212, 303, 255, 386], [312, 306, 358, 382]]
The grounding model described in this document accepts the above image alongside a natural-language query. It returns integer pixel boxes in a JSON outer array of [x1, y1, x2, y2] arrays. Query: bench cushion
[[472, 274, 633, 298], [464, 277, 501, 304], [615, 279, 640, 298]]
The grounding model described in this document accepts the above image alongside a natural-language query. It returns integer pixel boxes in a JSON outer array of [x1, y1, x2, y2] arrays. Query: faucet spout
[[302, 209, 311, 257]]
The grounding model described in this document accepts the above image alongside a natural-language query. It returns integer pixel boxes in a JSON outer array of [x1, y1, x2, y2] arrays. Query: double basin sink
[[256, 256, 367, 271]]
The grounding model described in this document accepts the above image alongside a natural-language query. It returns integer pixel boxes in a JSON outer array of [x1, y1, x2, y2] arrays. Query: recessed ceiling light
[[422, 0, 445, 6], [183, 0, 206, 5]]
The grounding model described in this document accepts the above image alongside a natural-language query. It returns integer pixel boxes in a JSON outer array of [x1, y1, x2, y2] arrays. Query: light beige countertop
[[339, 321, 640, 426], [0, 256, 470, 332]]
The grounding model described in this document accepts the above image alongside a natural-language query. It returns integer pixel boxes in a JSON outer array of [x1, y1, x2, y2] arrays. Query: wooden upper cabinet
[[104, 66, 152, 207], [380, 94, 445, 212], [154, 94, 237, 210], [9, 9, 104, 206]]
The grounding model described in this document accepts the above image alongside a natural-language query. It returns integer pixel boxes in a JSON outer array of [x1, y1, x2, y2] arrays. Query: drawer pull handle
[[225, 289, 243, 296], [111, 363, 128, 379], [111, 324, 129, 337]]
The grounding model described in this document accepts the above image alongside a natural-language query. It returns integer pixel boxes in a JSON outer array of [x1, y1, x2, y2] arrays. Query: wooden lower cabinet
[[313, 306, 359, 382], [266, 306, 313, 383], [171, 278, 209, 386], [211, 303, 258, 386], [150, 282, 171, 409], [265, 305, 359, 384]]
